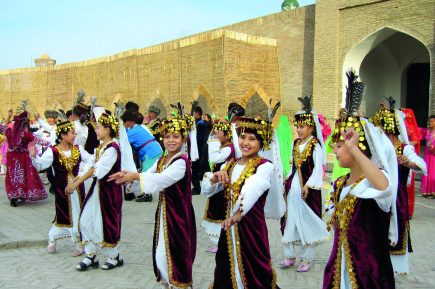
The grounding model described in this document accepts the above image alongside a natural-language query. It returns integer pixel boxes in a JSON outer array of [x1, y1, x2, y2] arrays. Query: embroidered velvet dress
[[140, 153, 196, 288], [203, 157, 280, 289], [201, 140, 236, 245], [5, 112, 47, 201], [79, 141, 123, 250], [390, 143, 426, 274], [32, 145, 91, 243], [281, 137, 329, 262], [323, 173, 395, 289]]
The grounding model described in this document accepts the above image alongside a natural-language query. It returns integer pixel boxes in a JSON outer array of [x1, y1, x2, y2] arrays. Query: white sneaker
[[47, 242, 56, 253], [72, 247, 84, 257]]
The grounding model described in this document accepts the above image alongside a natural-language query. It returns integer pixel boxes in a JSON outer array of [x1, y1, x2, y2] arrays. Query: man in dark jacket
[[191, 106, 210, 195]]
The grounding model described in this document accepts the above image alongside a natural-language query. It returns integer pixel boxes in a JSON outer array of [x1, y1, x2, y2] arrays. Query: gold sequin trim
[[390, 222, 410, 255], [234, 225, 247, 287], [55, 146, 81, 227], [223, 156, 263, 206], [394, 140, 404, 156], [328, 175, 365, 289], [292, 137, 318, 169], [157, 155, 192, 288]]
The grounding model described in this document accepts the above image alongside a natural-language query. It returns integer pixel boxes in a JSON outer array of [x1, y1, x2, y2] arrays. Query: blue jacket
[[127, 124, 162, 161]]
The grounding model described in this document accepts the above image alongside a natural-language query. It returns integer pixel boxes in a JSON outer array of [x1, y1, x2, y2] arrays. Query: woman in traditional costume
[[323, 71, 396, 289], [420, 115, 435, 198], [0, 131, 8, 175], [201, 118, 236, 254], [280, 96, 330, 272], [66, 113, 124, 271], [31, 120, 92, 256], [3, 102, 48, 207], [400, 108, 421, 218], [110, 105, 196, 289], [203, 114, 281, 289], [71, 90, 99, 154], [373, 98, 426, 274]]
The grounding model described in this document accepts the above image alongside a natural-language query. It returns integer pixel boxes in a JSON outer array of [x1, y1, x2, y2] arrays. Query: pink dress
[[0, 138, 7, 165], [420, 128, 435, 196]]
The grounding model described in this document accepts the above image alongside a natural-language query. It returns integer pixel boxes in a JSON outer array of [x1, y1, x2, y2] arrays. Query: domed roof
[[40, 53, 50, 59]]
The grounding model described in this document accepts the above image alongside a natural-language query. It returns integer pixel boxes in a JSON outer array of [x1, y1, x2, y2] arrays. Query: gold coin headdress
[[98, 112, 119, 136], [294, 95, 315, 126], [212, 106, 240, 139], [371, 96, 400, 135], [236, 100, 280, 150], [55, 120, 75, 136]]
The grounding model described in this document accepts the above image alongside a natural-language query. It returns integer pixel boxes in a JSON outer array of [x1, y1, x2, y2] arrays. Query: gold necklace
[[224, 156, 263, 205], [293, 137, 317, 168], [56, 145, 80, 174]]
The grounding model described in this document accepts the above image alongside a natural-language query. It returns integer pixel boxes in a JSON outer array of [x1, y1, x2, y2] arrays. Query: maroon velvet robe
[[152, 155, 197, 287], [281, 138, 322, 233], [51, 145, 85, 227], [80, 142, 123, 247], [211, 158, 279, 289], [323, 175, 395, 289], [5, 127, 47, 201], [204, 143, 236, 223], [390, 146, 412, 255]]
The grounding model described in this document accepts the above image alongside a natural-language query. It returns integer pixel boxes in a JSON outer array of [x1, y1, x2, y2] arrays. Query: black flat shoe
[[10, 199, 17, 207], [136, 194, 152, 202], [75, 255, 99, 271], [124, 193, 136, 201], [101, 254, 124, 270]]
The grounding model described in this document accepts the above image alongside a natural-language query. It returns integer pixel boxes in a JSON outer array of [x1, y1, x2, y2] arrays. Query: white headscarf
[[362, 118, 399, 243]]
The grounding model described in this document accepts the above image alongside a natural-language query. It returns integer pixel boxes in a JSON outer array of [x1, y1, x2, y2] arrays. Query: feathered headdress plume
[[344, 70, 365, 115], [161, 102, 190, 139], [297, 96, 312, 114], [114, 101, 125, 119], [330, 69, 368, 151], [15, 99, 29, 114], [227, 105, 244, 123], [268, 99, 281, 122], [57, 109, 67, 121], [170, 102, 185, 117], [73, 89, 86, 107], [383, 96, 396, 110]]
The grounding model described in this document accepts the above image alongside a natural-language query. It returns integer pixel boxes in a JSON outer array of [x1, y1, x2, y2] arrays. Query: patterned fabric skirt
[[5, 151, 47, 201]]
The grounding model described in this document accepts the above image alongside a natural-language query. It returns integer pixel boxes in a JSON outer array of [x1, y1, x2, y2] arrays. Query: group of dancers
[[1, 69, 434, 288]]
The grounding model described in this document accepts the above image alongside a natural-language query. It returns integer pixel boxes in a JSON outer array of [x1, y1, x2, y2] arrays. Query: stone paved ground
[[0, 174, 434, 289]]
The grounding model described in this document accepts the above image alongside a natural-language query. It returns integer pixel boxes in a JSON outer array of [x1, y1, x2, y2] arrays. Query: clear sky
[[0, 0, 315, 70]]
